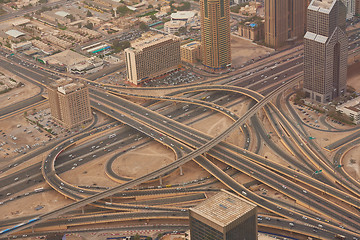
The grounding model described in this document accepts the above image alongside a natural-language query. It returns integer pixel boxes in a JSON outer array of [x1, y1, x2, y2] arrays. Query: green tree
[[177, 1, 191, 11], [84, 22, 94, 29], [117, 5, 132, 16], [139, 22, 149, 31], [65, 14, 75, 22], [86, 10, 93, 17], [150, 14, 157, 20], [112, 40, 130, 52], [147, 4, 153, 9]]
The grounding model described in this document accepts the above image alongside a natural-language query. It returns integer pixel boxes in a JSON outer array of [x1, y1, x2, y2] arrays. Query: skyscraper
[[342, 0, 356, 19], [200, 0, 231, 70], [264, 0, 305, 48], [303, 0, 348, 103], [189, 190, 257, 240]]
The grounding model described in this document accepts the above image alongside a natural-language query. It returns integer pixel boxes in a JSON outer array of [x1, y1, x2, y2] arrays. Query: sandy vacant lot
[[342, 146, 360, 181], [347, 61, 360, 91], [231, 34, 274, 67]]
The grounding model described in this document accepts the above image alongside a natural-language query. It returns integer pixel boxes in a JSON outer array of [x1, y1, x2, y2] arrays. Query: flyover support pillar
[[159, 176, 163, 185], [81, 207, 84, 214], [179, 166, 183, 176]]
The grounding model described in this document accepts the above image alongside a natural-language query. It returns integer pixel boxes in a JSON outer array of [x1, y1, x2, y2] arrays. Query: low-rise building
[[238, 20, 264, 41], [42, 49, 103, 73], [43, 35, 72, 49], [337, 96, 360, 124], [125, 34, 181, 85], [171, 11, 197, 23], [180, 41, 201, 64], [11, 41, 32, 52], [164, 20, 186, 34], [40, 10, 72, 26]]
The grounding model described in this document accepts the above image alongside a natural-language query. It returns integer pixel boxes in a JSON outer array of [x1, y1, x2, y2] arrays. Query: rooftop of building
[[5, 29, 25, 38], [181, 41, 201, 49], [43, 50, 89, 67], [338, 96, 360, 113], [164, 20, 186, 27], [55, 10, 70, 17], [49, 77, 73, 89], [57, 82, 85, 95], [190, 190, 257, 227], [309, 0, 336, 12], [128, 34, 179, 52], [171, 11, 196, 20]]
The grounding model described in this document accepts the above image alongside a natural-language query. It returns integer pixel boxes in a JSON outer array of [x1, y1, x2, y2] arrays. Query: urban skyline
[[0, 0, 359, 239]]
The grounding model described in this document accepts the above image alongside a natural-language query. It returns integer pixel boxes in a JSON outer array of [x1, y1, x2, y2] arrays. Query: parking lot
[[142, 69, 202, 87]]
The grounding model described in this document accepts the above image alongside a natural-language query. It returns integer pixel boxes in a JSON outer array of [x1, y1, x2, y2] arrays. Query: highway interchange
[[1, 29, 360, 239]]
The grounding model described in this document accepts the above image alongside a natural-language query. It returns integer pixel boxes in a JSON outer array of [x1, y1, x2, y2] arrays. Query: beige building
[[124, 34, 181, 85], [180, 41, 201, 64], [48, 79, 92, 129], [264, 0, 305, 49], [189, 190, 257, 240], [356, 0, 360, 14], [200, 0, 231, 70], [337, 96, 360, 124], [238, 20, 264, 41], [164, 20, 186, 34], [304, 0, 348, 103]]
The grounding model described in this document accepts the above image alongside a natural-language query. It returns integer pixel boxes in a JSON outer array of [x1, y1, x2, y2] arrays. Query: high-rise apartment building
[[48, 79, 92, 129], [342, 0, 356, 19], [264, 0, 305, 48], [124, 34, 181, 85], [200, 0, 231, 70], [189, 190, 257, 240], [304, 0, 348, 103]]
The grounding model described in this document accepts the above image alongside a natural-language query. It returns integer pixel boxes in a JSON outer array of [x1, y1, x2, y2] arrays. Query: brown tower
[[304, 0, 348, 103], [265, 0, 305, 48], [200, 0, 231, 70]]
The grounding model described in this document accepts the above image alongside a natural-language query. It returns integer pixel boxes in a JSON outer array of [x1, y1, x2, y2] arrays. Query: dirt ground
[[342, 146, 360, 181], [347, 61, 360, 91], [0, 104, 53, 163], [231, 34, 274, 68], [112, 141, 175, 179]]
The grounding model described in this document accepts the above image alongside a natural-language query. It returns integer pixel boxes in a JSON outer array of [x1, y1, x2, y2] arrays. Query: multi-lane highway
[[1, 32, 360, 239]]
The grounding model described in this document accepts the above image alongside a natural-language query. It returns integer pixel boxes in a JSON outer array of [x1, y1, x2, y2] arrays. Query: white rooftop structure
[[309, 0, 336, 13], [58, 82, 84, 95], [55, 11, 70, 17], [190, 190, 256, 227], [171, 11, 196, 22], [5, 29, 25, 38], [12, 18, 31, 26]]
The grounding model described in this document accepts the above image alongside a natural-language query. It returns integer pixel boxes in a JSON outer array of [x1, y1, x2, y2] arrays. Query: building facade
[[200, 0, 231, 70], [124, 34, 181, 85], [189, 190, 257, 240], [164, 20, 186, 34], [304, 0, 348, 103], [181, 41, 202, 64], [356, 0, 360, 14], [48, 79, 92, 129], [238, 21, 264, 41], [337, 96, 360, 124], [342, 0, 356, 19], [264, 0, 305, 48]]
